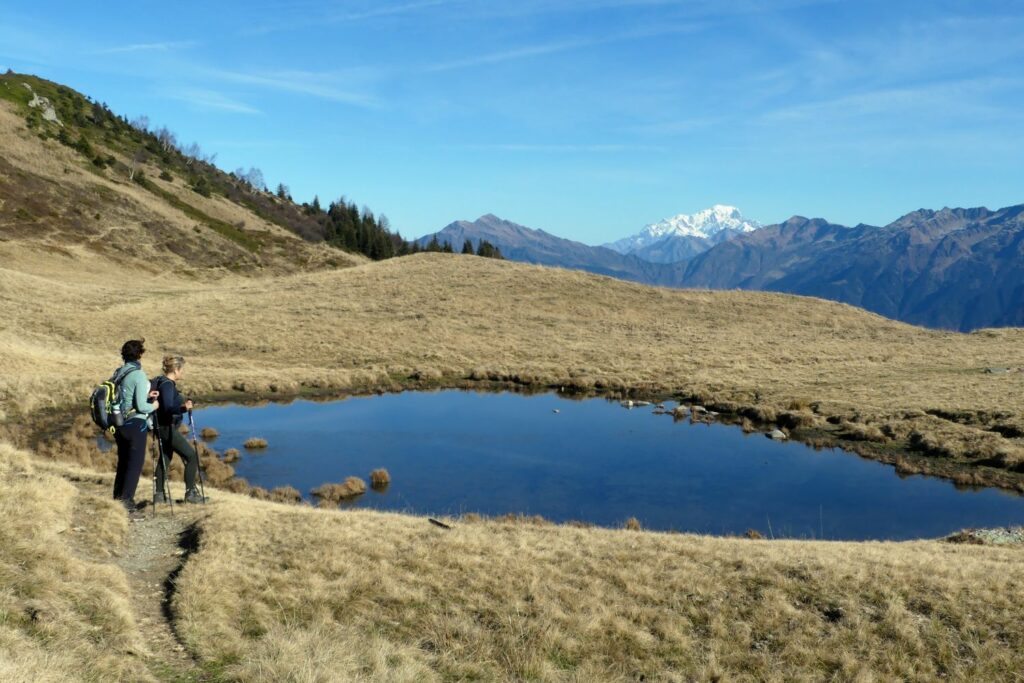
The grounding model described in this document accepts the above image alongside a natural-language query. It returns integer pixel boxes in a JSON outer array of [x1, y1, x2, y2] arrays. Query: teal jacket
[[117, 363, 156, 423]]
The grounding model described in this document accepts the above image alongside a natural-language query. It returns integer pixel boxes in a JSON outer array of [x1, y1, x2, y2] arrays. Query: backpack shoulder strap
[[111, 362, 141, 385]]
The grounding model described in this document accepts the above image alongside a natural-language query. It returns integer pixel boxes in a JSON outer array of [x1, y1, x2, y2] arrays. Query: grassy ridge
[[175, 490, 1024, 681]]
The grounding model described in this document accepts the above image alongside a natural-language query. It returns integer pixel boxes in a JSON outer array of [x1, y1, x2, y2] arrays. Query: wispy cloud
[[242, 0, 458, 36], [460, 143, 661, 153], [164, 88, 261, 115], [199, 67, 383, 108], [760, 78, 1020, 124], [327, 0, 455, 22], [94, 40, 197, 55], [421, 22, 702, 72], [630, 118, 716, 136]]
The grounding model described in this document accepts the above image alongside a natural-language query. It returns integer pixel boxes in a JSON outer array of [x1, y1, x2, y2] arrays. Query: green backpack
[[89, 363, 139, 432]]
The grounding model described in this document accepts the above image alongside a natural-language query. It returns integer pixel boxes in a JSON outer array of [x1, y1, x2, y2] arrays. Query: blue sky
[[2, 0, 1022, 243]]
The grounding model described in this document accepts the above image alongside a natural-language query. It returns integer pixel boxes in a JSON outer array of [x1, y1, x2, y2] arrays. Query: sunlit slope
[[0, 88, 362, 277], [174, 490, 1024, 682], [1, 251, 1021, 468]]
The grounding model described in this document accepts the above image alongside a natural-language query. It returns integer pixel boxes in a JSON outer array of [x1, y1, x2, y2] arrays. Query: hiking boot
[[153, 490, 167, 505], [184, 488, 207, 504]]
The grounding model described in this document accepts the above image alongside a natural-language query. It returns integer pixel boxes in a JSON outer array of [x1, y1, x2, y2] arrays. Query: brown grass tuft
[[222, 448, 241, 464], [311, 476, 367, 503], [199, 426, 219, 440], [269, 486, 302, 504], [841, 420, 889, 443], [243, 437, 268, 449], [624, 516, 642, 531], [369, 468, 390, 489]]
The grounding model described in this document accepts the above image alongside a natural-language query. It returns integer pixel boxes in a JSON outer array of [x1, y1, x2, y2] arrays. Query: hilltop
[[419, 204, 1024, 331]]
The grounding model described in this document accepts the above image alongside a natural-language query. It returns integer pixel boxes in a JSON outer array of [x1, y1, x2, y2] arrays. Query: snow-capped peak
[[604, 205, 762, 254]]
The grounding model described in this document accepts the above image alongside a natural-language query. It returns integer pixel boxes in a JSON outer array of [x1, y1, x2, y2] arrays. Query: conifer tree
[[461, 239, 474, 254]]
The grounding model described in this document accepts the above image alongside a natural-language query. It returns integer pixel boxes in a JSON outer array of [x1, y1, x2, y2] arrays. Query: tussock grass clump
[[369, 468, 390, 489], [270, 486, 302, 504], [841, 420, 889, 443], [777, 410, 818, 430], [200, 426, 219, 440], [312, 477, 367, 503], [199, 452, 235, 486], [244, 437, 268, 449], [624, 516, 642, 531], [494, 513, 551, 526], [223, 477, 252, 494], [222, 448, 241, 464]]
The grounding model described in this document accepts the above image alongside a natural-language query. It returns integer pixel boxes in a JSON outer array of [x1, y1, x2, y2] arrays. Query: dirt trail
[[116, 503, 209, 682], [71, 472, 213, 682]]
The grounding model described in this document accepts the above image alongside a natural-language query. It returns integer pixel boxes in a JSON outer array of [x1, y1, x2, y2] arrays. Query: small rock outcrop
[[22, 83, 62, 126], [767, 429, 788, 441]]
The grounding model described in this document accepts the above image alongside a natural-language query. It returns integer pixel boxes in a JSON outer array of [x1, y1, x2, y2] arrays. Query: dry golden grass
[[244, 437, 268, 450], [1, 246, 1021, 480], [200, 427, 219, 440], [0, 443, 152, 682], [172, 492, 1024, 682]]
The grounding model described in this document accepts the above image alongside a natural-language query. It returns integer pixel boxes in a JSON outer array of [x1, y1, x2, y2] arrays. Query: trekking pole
[[152, 413, 174, 516], [151, 433, 159, 518], [188, 408, 207, 503]]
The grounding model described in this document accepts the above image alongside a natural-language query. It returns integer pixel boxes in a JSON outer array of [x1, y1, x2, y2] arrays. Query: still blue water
[[191, 390, 1024, 540]]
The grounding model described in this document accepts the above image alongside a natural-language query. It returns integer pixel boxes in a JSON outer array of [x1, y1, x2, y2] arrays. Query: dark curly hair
[[120, 338, 146, 363]]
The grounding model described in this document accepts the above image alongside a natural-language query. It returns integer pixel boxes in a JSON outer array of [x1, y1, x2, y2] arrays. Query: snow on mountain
[[604, 205, 762, 255]]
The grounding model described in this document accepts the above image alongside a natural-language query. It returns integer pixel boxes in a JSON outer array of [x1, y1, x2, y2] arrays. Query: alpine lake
[[182, 390, 1024, 541]]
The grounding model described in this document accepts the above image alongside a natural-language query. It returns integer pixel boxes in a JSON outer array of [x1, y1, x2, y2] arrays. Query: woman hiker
[[112, 338, 159, 518], [152, 355, 206, 504]]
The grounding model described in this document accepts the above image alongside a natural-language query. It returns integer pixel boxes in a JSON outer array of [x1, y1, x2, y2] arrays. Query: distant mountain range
[[681, 206, 1024, 330], [417, 204, 1024, 331]]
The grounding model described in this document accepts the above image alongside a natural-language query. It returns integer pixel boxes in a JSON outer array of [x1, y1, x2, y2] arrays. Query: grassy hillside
[[0, 72, 367, 275], [2, 247, 1022, 487], [177, 494, 1024, 681], [2, 72, 1024, 681]]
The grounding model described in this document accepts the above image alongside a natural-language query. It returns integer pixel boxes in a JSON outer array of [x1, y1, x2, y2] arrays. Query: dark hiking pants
[[155, 424, 200, 492], [113, 419, 149, 507]]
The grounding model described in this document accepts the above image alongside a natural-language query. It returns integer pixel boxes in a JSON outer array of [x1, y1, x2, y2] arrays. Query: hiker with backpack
[[109, 339, 158, 517], [152, 355, 206, 504]]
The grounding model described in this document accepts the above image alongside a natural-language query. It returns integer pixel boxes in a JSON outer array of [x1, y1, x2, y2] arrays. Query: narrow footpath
[[73, 475, 213, 682], [116, 504, 207, 682]]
